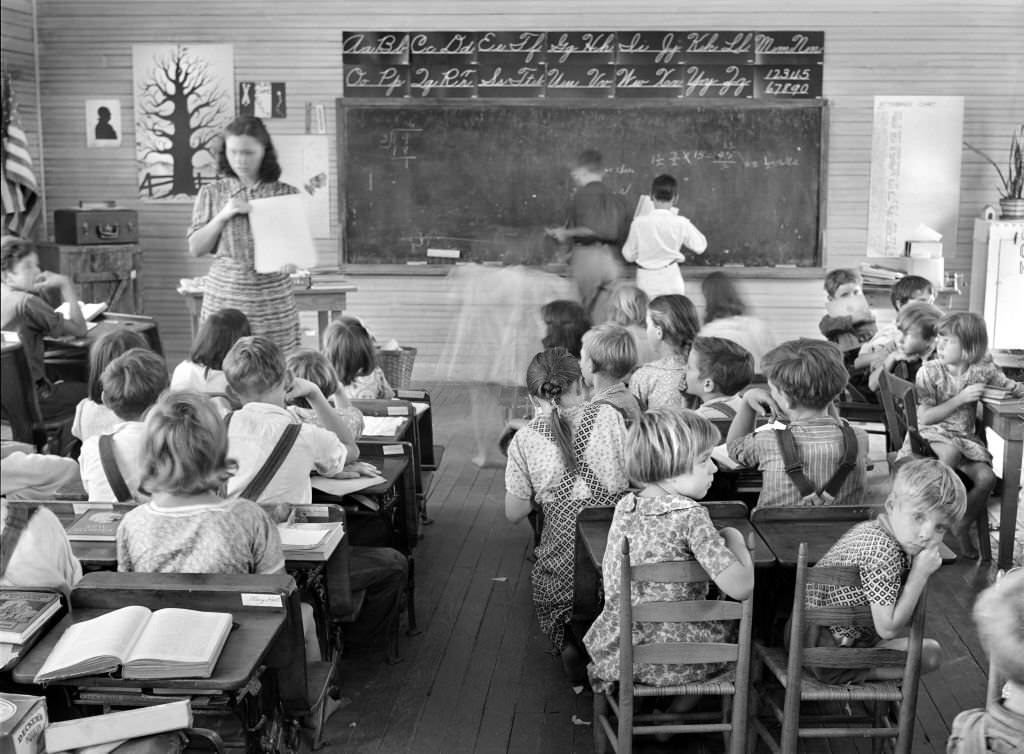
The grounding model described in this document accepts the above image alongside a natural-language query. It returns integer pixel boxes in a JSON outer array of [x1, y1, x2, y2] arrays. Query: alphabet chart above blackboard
[[339, 101, 826, 268], [341, 31, 824, 100]]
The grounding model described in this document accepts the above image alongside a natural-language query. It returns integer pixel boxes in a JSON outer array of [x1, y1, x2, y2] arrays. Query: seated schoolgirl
[[504, 347, 630, 682], [286, 348, 364, 439], [323, 316, 396, 400], [584, 408, 754, 705], [170, 307, 250, 407], [629, 294, 700, 410], [72, 326, 149, 442]]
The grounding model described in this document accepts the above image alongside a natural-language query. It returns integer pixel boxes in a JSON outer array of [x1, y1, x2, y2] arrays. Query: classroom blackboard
[[339, 101, 826, 267]]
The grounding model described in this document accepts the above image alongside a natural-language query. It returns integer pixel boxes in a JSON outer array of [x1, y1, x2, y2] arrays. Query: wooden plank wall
[[1, 0, 45, 238], [16, 0, 1024, 372]]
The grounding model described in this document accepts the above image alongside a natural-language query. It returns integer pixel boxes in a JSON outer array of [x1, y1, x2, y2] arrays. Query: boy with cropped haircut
[[819, 268, 877, 363], [79, 348, 169, 503], [684, 336, 754, 421], [581, 323, 642, 426], [804, 457, 965, 684], [856, 274, 936, 372], [726, 338, 869, 508], [223, 336, 357, 514], [867, 301, 942, 392], [947, 568, 1024, 752]]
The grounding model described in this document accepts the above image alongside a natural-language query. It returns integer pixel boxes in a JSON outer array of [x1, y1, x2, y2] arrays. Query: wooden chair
[[0, 340, 76, 453], [593, 536, 754, 754], [877, 370, 990, 561], [749, 542, 927, 754]]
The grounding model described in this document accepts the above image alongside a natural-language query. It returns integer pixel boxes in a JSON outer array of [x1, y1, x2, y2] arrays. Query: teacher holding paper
[[188, 116, 300, 354]]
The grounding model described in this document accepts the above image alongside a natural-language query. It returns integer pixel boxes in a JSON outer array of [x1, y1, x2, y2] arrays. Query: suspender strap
[[704, 402, 737, 420], [1, 504, 38, 573], [774, 420, 859, 504], [98, 433, 134, 503], [237, 423, 302, 502]]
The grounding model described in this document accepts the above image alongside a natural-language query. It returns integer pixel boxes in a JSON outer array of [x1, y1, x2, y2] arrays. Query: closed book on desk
[[34, 606, 231, 683], [0, 590, 61, 645], [278, 521, 345, 560], [44, 699, 191, 752], [65, 509, 124, 541]]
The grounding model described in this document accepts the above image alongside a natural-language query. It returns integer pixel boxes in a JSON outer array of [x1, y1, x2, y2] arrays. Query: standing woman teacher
[[187, 116, 300, 354]]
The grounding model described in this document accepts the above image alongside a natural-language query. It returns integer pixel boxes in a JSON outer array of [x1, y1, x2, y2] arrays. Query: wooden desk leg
[[997, 437, 1022, 570]]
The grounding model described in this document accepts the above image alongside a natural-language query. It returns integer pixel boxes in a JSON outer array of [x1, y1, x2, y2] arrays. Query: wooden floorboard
[[321, 382, 1003, 754]]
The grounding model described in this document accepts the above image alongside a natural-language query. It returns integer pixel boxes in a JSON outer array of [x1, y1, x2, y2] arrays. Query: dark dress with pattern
[[188, 177, 301, 354]]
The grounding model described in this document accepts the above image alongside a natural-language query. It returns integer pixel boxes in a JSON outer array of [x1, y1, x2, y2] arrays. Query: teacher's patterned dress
[[189, 177, 301, 354], [505, 402, 629, 649], [584, 493, 739, 693]]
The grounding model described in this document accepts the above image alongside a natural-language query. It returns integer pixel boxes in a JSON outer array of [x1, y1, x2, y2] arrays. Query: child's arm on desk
[[288, 378, 359, 462], [726, 387, 779, 444]]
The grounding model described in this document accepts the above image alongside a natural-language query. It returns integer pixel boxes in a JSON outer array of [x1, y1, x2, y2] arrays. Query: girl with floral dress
[[505, 347, 629, 680], [911, 312, 1024, 558], [629, 294, 700, 410], [585, 408, 754, 703]]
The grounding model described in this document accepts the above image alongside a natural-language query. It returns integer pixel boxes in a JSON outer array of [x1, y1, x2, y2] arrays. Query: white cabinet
[[971, 219, 1024, 349]]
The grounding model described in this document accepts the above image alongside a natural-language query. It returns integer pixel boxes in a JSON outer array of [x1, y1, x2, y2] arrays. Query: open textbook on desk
[[35, 606, 232, 683]]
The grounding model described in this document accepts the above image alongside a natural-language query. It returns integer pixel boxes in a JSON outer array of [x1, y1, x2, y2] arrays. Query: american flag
[[1, 69, 41, 237]]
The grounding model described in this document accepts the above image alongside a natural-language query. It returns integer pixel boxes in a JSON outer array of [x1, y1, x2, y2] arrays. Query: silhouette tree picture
[[133, 44, 234, 201]]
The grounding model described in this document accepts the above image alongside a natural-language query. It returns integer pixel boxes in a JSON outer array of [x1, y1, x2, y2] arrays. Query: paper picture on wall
[[275, 134, 330, 237], [85, 99, 122, 148], [239, 81, 286, 118], [133, 43, 234, 202]]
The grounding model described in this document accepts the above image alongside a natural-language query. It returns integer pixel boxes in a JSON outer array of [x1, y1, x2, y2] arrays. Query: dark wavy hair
[[189, 308, 251, 373], [525, 347, 582, 472], [217, 116, 282, 183]]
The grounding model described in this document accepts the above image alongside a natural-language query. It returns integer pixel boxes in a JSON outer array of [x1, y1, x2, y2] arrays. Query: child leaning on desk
[[726, 339, 869, 509], [286, 348, 365, 439], [584, 408, 754, 702], [801, 457, 965, 684]]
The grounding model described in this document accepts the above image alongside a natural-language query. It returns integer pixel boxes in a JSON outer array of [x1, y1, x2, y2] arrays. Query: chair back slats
[[632, 599, 744, 623], [805, 566, 864, 587], [804, 605, 875, 627], [633, 641, 739, 666], [631, 560, 709, 583], [801, 647, 912, 669]]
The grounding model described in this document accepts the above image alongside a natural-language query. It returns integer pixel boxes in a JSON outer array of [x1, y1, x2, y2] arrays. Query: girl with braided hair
[[504, 347, 629, 682]]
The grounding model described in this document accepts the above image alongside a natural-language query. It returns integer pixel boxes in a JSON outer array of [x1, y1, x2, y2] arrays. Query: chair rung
[[634, 723, 731, 735], [799, 727, 898, 739]]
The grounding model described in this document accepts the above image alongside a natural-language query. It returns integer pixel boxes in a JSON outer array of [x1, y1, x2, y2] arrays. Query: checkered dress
[[505, 403, 629, 649]]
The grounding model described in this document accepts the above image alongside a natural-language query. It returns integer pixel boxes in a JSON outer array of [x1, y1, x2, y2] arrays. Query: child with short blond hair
[[684, 336, 754, 421], [947, 568, 1024, 752], [580, 323, 641, 426], [585, 408, 753, 699], [79, 348, 169, 503], [286, 348, 364, 439], [727, 338, 869, 508], [805, 457, 965, 683]]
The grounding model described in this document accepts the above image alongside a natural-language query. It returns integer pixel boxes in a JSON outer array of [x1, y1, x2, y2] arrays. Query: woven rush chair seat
[[756, 646, 904, 701]]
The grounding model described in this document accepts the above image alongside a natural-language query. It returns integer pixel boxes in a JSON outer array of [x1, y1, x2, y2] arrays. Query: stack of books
[[277, 521, 346, 561], [0, 590, 63, 669], [860, 263, 905, 285], [65, 508, 124, 541], [981, 387, 1024, 412]]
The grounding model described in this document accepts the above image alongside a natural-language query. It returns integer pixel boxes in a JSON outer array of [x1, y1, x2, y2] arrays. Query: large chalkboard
[[339, 101, 826, 267]]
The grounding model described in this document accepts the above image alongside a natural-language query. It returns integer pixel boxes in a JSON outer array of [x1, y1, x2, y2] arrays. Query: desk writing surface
[[12, 609, 285, 691]]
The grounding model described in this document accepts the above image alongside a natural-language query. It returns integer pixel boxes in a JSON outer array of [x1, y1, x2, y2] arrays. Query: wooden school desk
[[983, 402, 1023, 570], [571, 503, 775, 636], [180, 279, 357, 342]]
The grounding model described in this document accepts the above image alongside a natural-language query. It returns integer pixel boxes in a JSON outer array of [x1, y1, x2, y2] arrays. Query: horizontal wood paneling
[[21, 0, 1024, 368]]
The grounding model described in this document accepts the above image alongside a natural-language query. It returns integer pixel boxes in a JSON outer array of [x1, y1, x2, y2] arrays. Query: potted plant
[[964, 124, 1024, 219]]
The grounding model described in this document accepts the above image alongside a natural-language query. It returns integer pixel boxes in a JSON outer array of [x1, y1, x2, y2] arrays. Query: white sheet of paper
[[362, 416, 407, 437], [277, 524, 329, 548], [248, 194, 318, 273], [310, 474, 387, 497]]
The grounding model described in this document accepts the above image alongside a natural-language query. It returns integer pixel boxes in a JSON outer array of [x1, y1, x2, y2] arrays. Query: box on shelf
[[0, 693, 47, 754]]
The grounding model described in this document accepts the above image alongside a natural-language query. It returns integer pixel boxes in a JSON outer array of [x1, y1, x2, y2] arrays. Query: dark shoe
[[560, 643, 588, 686]]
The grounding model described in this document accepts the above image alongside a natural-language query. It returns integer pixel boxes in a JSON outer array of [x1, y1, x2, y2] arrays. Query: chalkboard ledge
[[339, 263, 826, 279]]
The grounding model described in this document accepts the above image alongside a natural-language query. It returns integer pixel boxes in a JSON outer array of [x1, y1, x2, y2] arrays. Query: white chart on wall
[[866, 96, 964, 258]]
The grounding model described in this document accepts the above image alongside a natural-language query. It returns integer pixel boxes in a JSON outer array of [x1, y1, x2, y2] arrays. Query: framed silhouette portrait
[[86, 98, 122, 147]]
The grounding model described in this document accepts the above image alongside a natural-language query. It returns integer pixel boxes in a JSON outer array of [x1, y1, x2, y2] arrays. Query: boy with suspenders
[[684, 336, 754, 421], [79, 348, 169, 504], [726, 339, 869, 508]]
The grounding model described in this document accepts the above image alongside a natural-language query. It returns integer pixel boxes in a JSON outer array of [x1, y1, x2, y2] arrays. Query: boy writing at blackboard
[[621, 173, 707, 298], [545, 149, 630, 323]]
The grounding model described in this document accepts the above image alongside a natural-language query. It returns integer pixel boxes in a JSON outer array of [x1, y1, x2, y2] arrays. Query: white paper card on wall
[[867, 96, 964, 258], [249, 194, 318, 273]]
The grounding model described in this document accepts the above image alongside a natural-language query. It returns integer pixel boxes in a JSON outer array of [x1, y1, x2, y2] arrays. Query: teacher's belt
[[638, 260, 682, 270]]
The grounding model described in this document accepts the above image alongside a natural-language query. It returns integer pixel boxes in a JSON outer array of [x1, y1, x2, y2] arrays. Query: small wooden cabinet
[[36, 243, 142, 314]]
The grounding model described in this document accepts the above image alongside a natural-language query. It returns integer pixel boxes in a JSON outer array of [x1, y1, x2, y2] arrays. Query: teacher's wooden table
[[983, 402, 1023, 570], [571, 502, 775, 637], [179, 277, 358, 341]]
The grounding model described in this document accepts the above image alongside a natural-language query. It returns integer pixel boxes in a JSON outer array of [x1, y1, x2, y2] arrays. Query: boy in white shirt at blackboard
[[621, 173, 707, 298]]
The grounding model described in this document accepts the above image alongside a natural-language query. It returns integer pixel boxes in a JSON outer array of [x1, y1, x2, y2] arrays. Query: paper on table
[[362, 416, 407, 437], [277, 524, 329, 548], [249, 194, 318, 273], [310, 474, 387, 497]]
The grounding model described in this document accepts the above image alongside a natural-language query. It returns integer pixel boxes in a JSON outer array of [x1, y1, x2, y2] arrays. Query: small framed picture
[[85, 98, 122, 147]]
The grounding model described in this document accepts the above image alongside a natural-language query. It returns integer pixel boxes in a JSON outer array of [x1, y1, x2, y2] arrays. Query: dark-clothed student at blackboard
[[621, 173, 707, 299], [545, 149, 630, 323]]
